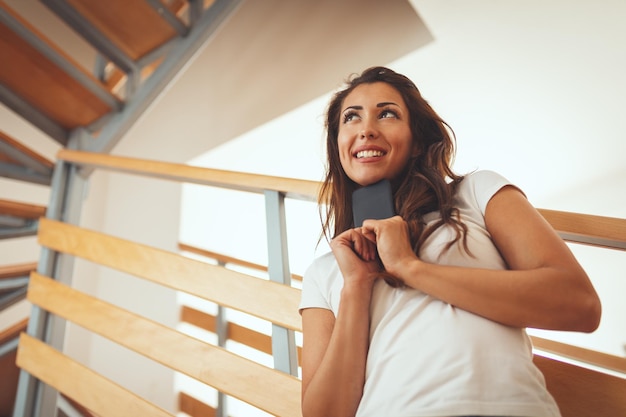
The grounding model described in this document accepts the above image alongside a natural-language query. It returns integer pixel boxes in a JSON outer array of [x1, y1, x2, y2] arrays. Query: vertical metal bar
[[215, 261, 228, 417], [12, 157, 68, 417], [13, 131, 90, 417], [264, 190, 298, 376], [188, 0, 204, 27]]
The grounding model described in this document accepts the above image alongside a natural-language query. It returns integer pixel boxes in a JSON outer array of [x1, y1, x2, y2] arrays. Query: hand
[[330, 228, 382, 287], [361, 216, 418, 279]]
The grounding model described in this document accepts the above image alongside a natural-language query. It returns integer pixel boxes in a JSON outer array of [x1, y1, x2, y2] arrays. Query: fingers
[[330, 228, 369, 259], [353, 229, 376, 261]]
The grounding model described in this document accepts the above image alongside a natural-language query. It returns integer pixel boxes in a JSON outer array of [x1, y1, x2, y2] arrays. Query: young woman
[[299, 66, 601, 417]]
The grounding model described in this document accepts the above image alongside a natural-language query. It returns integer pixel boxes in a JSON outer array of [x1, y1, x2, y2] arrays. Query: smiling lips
[[355, 149, 385, 159]]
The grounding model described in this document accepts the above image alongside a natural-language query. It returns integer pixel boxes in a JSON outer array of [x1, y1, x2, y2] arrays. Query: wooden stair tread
[[0, 2, 115, 130], [0, 199, 46, 220], [0, 262, 37, 279], [0, 130, 54, 169], [0, 319, 28, 417], [65, 0, 180, 60]]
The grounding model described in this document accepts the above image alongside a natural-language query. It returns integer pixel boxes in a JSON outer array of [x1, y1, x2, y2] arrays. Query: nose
[[359, 123, 378, 139]]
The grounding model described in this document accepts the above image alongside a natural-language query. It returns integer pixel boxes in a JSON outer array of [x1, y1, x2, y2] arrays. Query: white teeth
[[356, 150, 384, 158]]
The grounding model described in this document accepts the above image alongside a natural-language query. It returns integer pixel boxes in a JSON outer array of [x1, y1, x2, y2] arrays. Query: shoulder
[[302, 251, 339, 288], [304, 251, 337, 276], [300, 251, 341, 313], [456, 170, 524, 216]]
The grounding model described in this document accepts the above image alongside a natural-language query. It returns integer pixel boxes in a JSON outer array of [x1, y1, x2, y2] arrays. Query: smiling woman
[[298, 66, 602, 417], [337, 82, 416, 187]]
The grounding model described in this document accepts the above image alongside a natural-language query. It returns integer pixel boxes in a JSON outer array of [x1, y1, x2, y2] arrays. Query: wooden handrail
[[178, 242, 303, 281], [531, 335, 626, 374], [57, 150, 625, 251], [538, 209, 626, 250], [57, 149, 320, 201]]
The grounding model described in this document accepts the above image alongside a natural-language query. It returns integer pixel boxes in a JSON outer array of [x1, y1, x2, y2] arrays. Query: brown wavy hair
[[319, 66, 469, 265]]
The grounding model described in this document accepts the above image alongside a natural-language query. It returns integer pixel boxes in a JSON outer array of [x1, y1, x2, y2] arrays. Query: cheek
[[336, 133, 352, 158]]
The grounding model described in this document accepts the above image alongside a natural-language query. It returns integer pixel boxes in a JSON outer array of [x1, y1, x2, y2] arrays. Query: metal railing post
[[264, 190, 298, 376]]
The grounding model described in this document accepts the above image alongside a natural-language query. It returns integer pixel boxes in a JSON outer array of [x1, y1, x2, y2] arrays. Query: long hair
[[319, 66, 469, 257]]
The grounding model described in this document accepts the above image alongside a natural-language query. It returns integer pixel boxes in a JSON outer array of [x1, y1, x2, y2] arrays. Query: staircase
[[0, 1, 242, 415]]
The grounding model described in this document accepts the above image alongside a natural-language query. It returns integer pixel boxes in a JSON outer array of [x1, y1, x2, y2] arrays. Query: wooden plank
[[37, 218, 303, 332], [66, 0, 178, 60], [532, 335, 626, 374], [0, 317, 28, 345], [16, 333, 174, 417], [538, 209, 626, 250], [0, 130, 54, 169], [533, 354, 626, 417], [178, 392, 216, 417], [181, 305, 305, 364], [0, 262, 37, 279], [179, 242, 303, 281], [0, 199, 46, 219], [0, 348, 19, 417], [0, 3, 115, 129], [26, 273, 302, 417], [56, 149, 320, 201], [181, 305, 273, 356]]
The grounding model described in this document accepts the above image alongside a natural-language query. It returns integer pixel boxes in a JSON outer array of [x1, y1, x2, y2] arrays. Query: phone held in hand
[[352, 179, 396, 227]]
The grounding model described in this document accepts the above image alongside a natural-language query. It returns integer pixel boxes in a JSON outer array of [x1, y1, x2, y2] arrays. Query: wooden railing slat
[[26, 272, 302, 417], [178, 392, 216, 417], [178, 242, 303, 281], [180, 305, 303, 363], [16, 333, 173, 417], [37, 218, 302, 332]]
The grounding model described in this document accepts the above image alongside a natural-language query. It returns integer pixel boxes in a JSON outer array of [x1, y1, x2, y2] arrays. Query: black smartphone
[[352, 179, 396, 227]]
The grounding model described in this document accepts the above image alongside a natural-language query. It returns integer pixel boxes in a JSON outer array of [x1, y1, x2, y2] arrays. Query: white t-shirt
[[299, 170, 561, 417]]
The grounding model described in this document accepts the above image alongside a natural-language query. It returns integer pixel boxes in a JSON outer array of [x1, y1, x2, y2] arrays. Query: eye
[[379, 109, 399, 119], [342, 111, 360, 124]]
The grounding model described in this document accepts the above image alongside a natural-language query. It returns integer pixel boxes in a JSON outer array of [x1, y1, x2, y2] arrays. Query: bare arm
[[363, 186, 601, 331], [301, 229, 379, 417]]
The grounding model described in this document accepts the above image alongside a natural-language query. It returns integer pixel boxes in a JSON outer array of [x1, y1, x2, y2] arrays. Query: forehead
[[342, 82, 406, 108]]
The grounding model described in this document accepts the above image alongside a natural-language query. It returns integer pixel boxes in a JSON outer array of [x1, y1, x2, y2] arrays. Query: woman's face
[[337, 82, 417, 187]]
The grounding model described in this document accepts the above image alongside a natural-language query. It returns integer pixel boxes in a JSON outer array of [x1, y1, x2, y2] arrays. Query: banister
[[57, 149, 320, 201], [57, 149, 626, 251], [537, 209, 626, 250]]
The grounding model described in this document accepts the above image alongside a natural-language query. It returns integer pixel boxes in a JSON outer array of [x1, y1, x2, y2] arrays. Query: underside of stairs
[[0, 1, 243, 415]]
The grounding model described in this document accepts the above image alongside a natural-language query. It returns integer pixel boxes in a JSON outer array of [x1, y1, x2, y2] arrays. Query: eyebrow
[[342, 102, 400, 113]]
